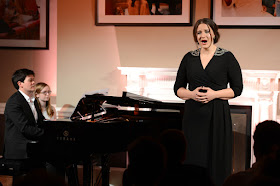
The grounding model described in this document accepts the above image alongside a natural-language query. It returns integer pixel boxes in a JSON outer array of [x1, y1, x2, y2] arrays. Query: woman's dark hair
[[193, 18, 220, 44], [12, 69, 35, 90]]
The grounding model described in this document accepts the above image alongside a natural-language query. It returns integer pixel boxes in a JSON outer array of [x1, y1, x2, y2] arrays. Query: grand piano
[[35, 92, 184, 186]]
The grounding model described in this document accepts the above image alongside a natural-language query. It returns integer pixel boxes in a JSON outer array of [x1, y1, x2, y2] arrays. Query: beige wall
[[57, 0, 125, 107], [56, 0, 211, 107], [1, 0, 279, 107]]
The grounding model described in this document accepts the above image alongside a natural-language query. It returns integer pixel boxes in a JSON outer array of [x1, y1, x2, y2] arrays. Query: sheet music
[[70, 88, 109, 120]]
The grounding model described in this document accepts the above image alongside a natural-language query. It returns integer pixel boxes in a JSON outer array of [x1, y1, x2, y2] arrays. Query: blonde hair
[[35, 82, 54, 117]]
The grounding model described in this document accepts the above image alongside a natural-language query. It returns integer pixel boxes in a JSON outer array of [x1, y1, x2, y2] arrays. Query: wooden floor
[[0, 175, 12, 186], [0, 167, 125, 186], [78, 166, 125, 186]]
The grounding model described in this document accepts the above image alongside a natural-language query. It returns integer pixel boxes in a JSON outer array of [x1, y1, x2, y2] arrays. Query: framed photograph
[[211, 0, 280, 28], [0, 0, 49, 49], [96, 0, 192, 26]]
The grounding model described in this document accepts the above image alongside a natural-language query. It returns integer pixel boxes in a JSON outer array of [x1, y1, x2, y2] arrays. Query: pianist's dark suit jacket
[[4, 91, 45, 159]]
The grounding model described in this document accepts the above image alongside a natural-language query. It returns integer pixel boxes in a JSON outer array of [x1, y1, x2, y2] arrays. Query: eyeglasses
[[41, 91, 52, 95]]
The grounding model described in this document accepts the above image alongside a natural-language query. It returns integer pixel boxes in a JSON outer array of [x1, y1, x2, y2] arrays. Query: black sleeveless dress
[[174, 47, 243, 186]]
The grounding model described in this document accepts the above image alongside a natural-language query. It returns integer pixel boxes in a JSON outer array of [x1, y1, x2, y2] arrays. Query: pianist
[[4, 69, 45, 181]]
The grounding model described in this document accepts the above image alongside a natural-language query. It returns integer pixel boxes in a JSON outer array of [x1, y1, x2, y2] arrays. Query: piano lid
[[85, 91, 183, 110], [70, 91, 184, 121]]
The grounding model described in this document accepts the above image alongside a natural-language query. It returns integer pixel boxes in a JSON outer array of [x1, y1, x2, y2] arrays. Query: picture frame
[[0, 0, 49, 49], [96, 0, 193, 26], [211, 0, 280, 28]]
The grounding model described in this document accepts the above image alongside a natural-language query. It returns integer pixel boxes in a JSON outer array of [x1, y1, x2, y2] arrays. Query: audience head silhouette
[[253, 120, 280, 161], [159, 129, 186, 166], [126, 136, 166, 186], [223, 120, 280, 186], [159, 129, 214, 186], [248, 120, 280, 185]]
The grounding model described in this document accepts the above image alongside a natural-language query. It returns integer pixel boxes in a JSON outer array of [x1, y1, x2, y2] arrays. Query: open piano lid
[[70, 91, 183, 121]]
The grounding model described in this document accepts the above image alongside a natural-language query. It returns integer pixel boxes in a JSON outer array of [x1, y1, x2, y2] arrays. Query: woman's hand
[[194, 87, 216, 104], [178, 86, 233, 102], [191, 87, 203, 101]]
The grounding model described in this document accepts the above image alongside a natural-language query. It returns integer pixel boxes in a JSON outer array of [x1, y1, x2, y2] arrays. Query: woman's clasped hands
[[193, 86, 216, 104]]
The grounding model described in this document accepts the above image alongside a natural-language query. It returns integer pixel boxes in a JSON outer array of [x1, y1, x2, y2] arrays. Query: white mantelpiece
[[118, 67, 280, 123], [118, 67, 280, 165]]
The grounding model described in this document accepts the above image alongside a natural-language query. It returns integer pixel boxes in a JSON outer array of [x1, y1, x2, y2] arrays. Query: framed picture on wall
[[0, 0, 49, 49], [211, 0, 280, 28], [96, 0, 193, 26]]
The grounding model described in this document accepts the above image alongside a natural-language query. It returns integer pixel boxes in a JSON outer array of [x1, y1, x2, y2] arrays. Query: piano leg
[[66, 163, 79, 186], [83, 158, 93, 186], [101, 153, 110, 186]]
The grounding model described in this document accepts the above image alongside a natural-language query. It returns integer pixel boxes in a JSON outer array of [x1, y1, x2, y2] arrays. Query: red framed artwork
[[0, 0, 49, 49], [96, 0, 193, 26], [211, 0, 280, 28]]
